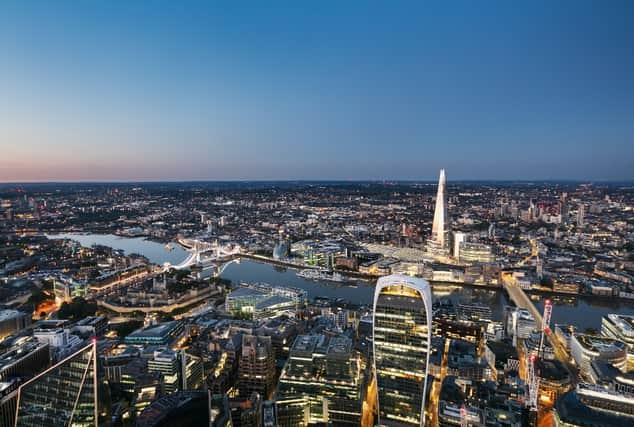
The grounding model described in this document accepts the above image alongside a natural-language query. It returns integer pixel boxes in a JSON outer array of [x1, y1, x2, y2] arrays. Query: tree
[[58, 297, 97, 320], [27, 290, 47, 306], [111, 320, 143, 338]]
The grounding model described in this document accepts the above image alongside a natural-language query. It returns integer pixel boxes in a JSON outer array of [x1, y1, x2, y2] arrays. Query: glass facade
[[15, 342, 97, 427], [276, 334, 362, 426], [373, 275, 432, 427]]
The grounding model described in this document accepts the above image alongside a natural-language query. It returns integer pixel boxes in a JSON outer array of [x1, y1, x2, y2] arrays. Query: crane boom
[[538, 299, 553, 358]]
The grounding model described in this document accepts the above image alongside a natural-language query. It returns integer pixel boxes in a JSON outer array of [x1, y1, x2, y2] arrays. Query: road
[[361, 376, 377, 427], [428, 338, 450, 427]]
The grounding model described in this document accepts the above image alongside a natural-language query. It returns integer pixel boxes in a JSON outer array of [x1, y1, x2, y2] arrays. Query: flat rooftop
[[227, 287, 266, 298], [606, 314, 634, 336], [254, 295, 293, 310], [0, 310, 25, 322], [574, 334, 626, 352], [127, 321, 181, 339]]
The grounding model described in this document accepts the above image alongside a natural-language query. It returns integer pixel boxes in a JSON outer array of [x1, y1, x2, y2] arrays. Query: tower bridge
[[163, 239, 241, 271]]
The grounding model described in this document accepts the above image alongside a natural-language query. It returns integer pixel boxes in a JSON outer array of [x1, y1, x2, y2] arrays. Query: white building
[[570, 333, 627, 373], [33, 327, 84, 361], [505, 307, 537, 340], [602, 314, 634, 368]]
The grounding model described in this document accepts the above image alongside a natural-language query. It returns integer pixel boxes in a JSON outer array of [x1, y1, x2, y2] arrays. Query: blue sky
[[1, 1, 633, 181]]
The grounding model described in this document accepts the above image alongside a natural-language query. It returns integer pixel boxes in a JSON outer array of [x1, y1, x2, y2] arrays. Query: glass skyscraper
[[15, 341, 98, 427], [428, 169, 450, 257], [373, 274, 432, 427]]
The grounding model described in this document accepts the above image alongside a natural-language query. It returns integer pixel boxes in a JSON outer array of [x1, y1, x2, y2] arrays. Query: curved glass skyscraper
[[373, 274, 432, 427]]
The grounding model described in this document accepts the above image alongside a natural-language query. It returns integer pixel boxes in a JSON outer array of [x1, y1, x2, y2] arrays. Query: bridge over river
[[503, 281, 578, 381], [162, 239, 241, 271]]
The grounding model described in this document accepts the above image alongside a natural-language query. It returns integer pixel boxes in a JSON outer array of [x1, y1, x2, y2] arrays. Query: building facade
[[428, 169, 450, 257], [238, 335, 276, 399], [275, 334, 362, 426], [570, 333, 627, 373], [601, 313, 634, 369], [373, 274, 432, 427], [15, 341, 98, 427]]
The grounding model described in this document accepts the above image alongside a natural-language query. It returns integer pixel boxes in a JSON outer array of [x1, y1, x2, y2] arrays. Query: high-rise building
[[373, 274, 432, 427], [147, 349, 204, 394], [276, 334, 362, 426], [452, 231, 466, 259], [15, 341, 98, 427], [238, 335, 276, 399], [577, 204, 585, 227], [428, 169, 449, 256], [148, 349, 181, 394], [0, 338, 50, 427]]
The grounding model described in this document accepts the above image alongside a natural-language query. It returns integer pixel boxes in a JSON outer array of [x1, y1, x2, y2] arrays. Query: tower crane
[[460, 404, 468, 427], [527, 299, 552, 426], [527, 354, 539, 423], [538, 299, 553, 358]]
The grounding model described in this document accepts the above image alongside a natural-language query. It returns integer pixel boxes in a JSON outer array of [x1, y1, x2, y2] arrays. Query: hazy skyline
[[2, 1, 633, 182]]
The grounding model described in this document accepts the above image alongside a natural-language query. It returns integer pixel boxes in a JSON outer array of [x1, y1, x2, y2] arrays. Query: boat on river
[[297, 269, 350, 283]]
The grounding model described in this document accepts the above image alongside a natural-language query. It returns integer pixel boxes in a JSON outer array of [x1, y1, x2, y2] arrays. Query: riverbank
[[240, 253, 379, 281], [239, 253, 634, 304], [39, 233, 634, 330]]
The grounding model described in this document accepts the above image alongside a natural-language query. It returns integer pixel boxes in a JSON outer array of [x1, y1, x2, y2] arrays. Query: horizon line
[[2, 178, 634, 185]]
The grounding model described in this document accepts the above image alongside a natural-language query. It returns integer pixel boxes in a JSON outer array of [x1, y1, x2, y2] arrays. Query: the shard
[[428, 168, 449, 255]]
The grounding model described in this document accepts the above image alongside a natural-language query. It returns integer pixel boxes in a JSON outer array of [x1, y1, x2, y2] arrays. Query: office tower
[[181, 350, 205, 391], [373, 274, 432, 427], [577, 204, 585, 227], [238, 335, 275, 399], [148, 349, 181, 394], [428, 169, 449, 256], [0, 338, 50, 427], [147, 349, 203, 393], [276, 334, 362, 426], [15, 341, 98, 427], [453, 231, 466, 259]]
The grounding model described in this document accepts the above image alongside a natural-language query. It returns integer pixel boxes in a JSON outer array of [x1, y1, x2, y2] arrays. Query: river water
[[47, 233, 189, 265], [47, 233, 634, 331]]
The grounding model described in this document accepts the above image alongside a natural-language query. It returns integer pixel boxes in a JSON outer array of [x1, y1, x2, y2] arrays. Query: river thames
[[47, 233, 634, 331]]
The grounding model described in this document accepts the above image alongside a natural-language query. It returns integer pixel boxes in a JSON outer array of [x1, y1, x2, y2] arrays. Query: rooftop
[[227, 287, 266, 299], [574, 334, 626, 353], [606, 314, 634, 336], [0, 310, 26, 322], [555, 389, 634, 427], [254, 295, 293, 310], [127, 321, 181, 339]]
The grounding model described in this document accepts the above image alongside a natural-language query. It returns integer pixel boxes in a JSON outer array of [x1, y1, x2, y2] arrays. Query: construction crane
[[460, 404, 468, 427], [527, 354, 539, 420], [526, 299, 553, 425], [517, 238, 540, 267], [538, 299, 553, 358]]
